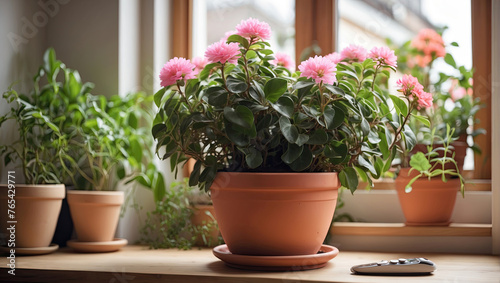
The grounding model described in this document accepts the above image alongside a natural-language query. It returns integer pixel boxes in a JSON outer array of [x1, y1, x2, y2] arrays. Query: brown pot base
[[0, 243, 59, 256], [67, 238, 127, 253], [212, 244, 339, 271], [405, 221, 451, 226]]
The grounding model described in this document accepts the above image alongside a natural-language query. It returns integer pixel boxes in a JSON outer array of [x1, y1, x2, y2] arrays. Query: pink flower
[[191, 56, 208, 73], [396, 74, 423, 96], [159, 57, 196, 87], [205, 40, 241, 64], [298, 55, 337, 85], [325, 52, 343, 64], [451, 87, 467, 101], [416, 29, 444, 45], [340, 45, 368, 62], [270, 52, 295, 71], [423, 42, 446, 58], [369, 46, 397, 68], [235, 18, 271, 41], [414, 89, 433, 109]]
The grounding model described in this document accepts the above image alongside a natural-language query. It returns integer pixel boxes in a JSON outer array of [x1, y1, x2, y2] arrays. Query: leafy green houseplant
[[141, 178, 221, 249], [151, 18, 425, 260]]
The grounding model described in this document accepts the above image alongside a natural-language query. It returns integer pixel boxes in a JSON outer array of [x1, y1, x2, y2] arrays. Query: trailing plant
[[141, 178, 221, 249], [152, 18, 431, 193]]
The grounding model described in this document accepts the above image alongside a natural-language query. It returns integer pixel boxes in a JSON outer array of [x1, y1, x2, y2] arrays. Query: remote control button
[[390, 259, 398, 264], [379, 260, 388, 264], [399, 258, 407, 264]]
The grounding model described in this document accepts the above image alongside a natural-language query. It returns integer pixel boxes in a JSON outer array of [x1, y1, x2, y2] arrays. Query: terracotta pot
[[190, 204, 219, 247], [210, 172, 339, 256], [395, 168, 459, 226], [67, 191, 124, 242], [412, 142, 467, 173], [0, 184, 65, 248]]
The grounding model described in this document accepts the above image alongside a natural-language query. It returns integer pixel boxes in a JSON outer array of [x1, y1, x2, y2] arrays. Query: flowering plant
[[152, 18, 427, 192], [391, 28, 483, 146]]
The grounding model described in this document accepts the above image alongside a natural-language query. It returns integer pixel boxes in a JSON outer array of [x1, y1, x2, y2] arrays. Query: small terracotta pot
[[67, 191, 124, 242], [210, 172, 339, 256], [395, 168, 459, 226], [0, 184, 65, 248], [190, 204, 219, 247]]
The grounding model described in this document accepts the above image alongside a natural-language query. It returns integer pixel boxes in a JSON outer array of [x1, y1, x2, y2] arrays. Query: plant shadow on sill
[[205, 260, 337, 274]]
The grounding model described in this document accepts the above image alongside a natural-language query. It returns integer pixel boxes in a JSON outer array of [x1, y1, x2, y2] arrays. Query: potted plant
[[152, 18, 419, 267], [141, 178, 221, 249], [396, 124, 465, 225], [66, 91, 165, 252], [391, 28, 484, 171], [0, 50, 71, 254]]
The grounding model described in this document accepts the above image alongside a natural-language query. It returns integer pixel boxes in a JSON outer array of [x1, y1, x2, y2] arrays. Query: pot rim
[[0, 184, 65, 199]]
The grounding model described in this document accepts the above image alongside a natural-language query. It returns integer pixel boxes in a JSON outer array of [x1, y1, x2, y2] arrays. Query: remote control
[[351, 258, 436, 275]]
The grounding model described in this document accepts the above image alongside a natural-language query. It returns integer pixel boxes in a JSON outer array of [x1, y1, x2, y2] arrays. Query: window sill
[[331, 222, 492, 237], [2, 245, 499, 283]]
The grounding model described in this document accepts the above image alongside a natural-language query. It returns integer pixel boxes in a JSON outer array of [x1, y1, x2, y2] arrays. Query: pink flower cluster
[[396, 74, 433, 109], [192, 56, 208, 73], [236, 17, 271, 41], [410, 29, 446, 67], [270, 52, 295, 71], [159, 57, 196, 87], [205, 40, 241, 64], [324, 46, 397, 68], [369, 46, 397, 68], [340, 45, 368, 62], [298, 55, 337, 85], [449, 79, 473, 101]]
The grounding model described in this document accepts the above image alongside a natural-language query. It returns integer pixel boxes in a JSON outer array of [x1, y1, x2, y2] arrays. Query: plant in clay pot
[[141, 178, 221, 249], [396, 124, 465, 226], [152, 18, 421, 268], [390, 28, 484, 171], [0, 49, 73, 254]]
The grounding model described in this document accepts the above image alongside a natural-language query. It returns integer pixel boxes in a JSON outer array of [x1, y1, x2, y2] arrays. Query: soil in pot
[[0, 184, 65, 248], [210, 172, 339, 256], [395, 168, 459, 225], [67, 191, 124, 242]]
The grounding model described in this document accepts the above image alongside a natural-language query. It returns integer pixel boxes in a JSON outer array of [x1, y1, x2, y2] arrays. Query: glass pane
[[192, 0, 295, 60], [338, 0, 474, 170]]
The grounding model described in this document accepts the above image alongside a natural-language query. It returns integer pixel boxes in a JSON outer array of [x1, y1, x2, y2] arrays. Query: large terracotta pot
[[0, 184, 65, 248], [395, 168, 459, 226], [210, 172, 339, 256], [67, 191, 124, 242], [190, 204, 220, 247]]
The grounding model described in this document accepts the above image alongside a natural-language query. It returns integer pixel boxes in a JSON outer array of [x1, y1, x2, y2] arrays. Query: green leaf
[[403, 125, 417, 151], [451, 42, 459, 47], [245, 147, 263, 169], [390, 94, 408, 116], [444, 53, 457, 68], [282, 143, 303, 164], [189, 160, 202, 186], [264, 78, 288, 103], [224, 119, 250, 147], [358, 155, 376, 176], [204, 86, 228, 107], [360, 117, 370, 136], [296, 134, 309, 147], [227, 34, 249, 48], [224, 105, 254, 129], [199, 63, 219, 80], [409, 151, 431, 172], [325, 143, 348, 164], [339, 167, 358, 194], [153, 173, 166, 202], [306, 129, 328, 145], [271, 96, 294, 118], [413, 114, 431, 127], [226, 76, 248, 94], [289, 146, 313, 171], [279, 116, 298, 144]]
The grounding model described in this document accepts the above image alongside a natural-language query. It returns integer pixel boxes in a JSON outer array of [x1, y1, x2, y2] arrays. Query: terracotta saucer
[[67, 238, 127, 253], [212, 244, 339, 271], [0, 243, 59, 256]]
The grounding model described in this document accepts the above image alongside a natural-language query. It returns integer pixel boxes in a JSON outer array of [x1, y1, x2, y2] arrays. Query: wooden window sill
[[1, 245, 499, 283], [331, 223, 493, 237], [360, 178, 491, 191]]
